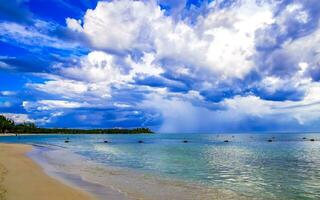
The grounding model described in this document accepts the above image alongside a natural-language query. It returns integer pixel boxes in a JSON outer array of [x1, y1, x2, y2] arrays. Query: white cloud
[[0, 101, 12, 108], [140, 79, 320, 132], [67, 0, 275, 79], [23, 100, 89, 111], [0, 91, 16, 96], [28, 79, 97, 99], [21, 0, 320, 130], [113, 102, 131, 108], [66, 18, 83, 32], [222, 95, 273, 117], [35, 111, 65, 125], [0, 61, 14, 69], [1, 113, 34, 124], [126, 53, 164, 77], [60, 51, 127, 84], [28, 50, 164, 102], [230, 82, 320, 123], [0, 22, 78, 49], [0, 112, 64, 126], [200, 0, 274, 78], [72, 0, 162, 51], [255, 22, 320, 99], [283, 28, 320, 67], [279, 3, 310, 26]]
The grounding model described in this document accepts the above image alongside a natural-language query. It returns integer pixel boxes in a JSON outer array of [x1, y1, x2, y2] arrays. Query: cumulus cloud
[[67, 0, 162, 52], [67, 0, 275, 79], [252, 0, 320, 102], [28, 50, 163, 102], [14, 0, 320, 131]]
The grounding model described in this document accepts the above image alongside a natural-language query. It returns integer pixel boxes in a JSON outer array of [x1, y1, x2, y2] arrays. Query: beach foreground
[[0, 143, 94, 200], [1, 134, 319, 200]]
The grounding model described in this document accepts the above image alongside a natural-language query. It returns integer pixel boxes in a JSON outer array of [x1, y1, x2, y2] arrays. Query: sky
[[0, 0, 320, 133]]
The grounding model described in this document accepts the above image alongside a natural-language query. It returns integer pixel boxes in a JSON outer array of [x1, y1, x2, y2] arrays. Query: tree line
[[0, 115, 153, 134]]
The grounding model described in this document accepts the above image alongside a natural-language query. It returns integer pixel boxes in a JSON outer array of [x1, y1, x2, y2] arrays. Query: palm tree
[[0, 115, 15, 133]]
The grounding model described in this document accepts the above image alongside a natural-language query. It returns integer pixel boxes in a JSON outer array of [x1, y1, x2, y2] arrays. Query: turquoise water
[[1, 133, 320, 199]]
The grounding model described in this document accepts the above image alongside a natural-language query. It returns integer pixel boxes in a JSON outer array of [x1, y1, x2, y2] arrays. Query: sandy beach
[[0, 143, 94, 200]]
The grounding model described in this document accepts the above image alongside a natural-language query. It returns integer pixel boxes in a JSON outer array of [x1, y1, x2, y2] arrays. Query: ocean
[[1, 133, 320, 199]]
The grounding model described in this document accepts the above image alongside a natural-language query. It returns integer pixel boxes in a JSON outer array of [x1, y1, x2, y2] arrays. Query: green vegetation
[[0, 115, 15, 133], [0, 115, 153, 134]]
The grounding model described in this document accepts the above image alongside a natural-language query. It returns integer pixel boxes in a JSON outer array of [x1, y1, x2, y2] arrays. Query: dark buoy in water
[[310, 139, 315, 142], [183, 140, 188, 143], [138, 140, 144, 143], [224, 140, 229, 143], [64, 140, 70, 143], [104, 140, 109, 143], [302, 137, 307, 140], [232, 135, 235, 138], [268, 139, 273, 142]]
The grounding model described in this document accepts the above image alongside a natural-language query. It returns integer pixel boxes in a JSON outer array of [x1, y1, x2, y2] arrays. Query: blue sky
[[1, 0, 320, 132]]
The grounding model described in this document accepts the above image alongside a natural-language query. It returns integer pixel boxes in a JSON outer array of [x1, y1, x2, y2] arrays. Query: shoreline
[[27, 143, 248, 200], [0, 138, 250, 200], [0, 143, 95, 200]]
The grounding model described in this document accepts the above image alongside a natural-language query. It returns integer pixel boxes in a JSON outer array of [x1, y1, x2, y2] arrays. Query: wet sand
[[0, 143, 95, 200], [32, 147, 250, 200], [0, 142, 249, 200]]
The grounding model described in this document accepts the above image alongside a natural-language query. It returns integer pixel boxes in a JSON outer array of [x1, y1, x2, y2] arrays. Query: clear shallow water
[[1, 133, 320, 199]]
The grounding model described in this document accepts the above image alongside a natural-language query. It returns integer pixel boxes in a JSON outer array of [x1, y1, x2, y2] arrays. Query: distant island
[[0, 115, 153, 134]]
